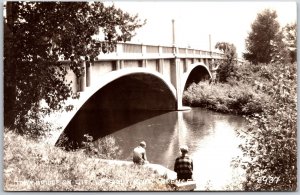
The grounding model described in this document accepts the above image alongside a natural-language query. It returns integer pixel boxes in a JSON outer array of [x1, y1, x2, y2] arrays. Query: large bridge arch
[[56, 68, 177, 149], [180, 62, 212, 96]]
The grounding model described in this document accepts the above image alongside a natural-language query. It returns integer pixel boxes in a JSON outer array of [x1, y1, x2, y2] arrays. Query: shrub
[[233, 63, 297, 191], [183, 82, 265, 115], [82, 134, 122, 160]]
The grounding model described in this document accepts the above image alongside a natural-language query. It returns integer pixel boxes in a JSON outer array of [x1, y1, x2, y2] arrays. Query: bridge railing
[[95, 42, 224, 61]]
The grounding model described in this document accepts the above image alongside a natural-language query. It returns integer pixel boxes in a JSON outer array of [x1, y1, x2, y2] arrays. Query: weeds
[[4, 130, 173, 191]]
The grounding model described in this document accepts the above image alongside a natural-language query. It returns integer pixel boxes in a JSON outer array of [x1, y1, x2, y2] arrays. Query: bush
[[82, 134, 122, 160], [183, 82, 266, 115], [233, 63, 297, 191]]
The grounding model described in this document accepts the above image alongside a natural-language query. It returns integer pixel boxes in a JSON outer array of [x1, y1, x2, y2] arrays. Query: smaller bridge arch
[[180, 62, 212, 96]]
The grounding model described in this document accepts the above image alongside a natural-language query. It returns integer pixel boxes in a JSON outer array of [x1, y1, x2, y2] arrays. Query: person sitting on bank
[[174, 145, 193, 181], [133, 141, 148, 165]]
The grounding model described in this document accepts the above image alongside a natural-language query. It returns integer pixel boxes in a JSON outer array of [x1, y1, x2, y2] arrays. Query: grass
[[4, 130, 173, 191]]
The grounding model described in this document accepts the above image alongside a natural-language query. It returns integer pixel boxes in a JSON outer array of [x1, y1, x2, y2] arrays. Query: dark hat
[[180, 145, 189, 153]]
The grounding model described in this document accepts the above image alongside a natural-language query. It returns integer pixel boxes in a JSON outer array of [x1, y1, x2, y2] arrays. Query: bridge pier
[[170, 57, 184, 110]]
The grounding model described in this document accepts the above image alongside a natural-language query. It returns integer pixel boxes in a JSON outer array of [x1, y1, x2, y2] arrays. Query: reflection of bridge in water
[[55, 42, 226, 149]]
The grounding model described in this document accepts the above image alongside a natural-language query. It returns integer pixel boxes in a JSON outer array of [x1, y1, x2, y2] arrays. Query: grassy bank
[[4, 130, 173, 191]]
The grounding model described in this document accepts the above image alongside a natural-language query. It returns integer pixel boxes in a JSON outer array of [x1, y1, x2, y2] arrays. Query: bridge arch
[[56, 68, 177, 149], [180, 62, 212, 96]]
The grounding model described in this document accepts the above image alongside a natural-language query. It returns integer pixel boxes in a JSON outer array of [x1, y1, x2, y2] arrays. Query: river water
[[95, 107, 247, 190]]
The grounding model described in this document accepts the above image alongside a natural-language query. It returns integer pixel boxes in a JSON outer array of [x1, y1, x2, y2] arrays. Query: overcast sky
[[111, 1, 296, 58]]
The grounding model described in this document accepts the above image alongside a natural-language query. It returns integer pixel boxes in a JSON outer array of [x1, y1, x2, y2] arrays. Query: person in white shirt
[[133, 141, 148, 165]]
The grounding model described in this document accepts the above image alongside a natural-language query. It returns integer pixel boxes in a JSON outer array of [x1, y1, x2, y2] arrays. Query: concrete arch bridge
[[55, 43, 223, 148]]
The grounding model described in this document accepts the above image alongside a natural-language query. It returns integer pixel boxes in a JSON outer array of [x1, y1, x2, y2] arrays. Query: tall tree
[[214, 42, 237, 82], [4, 2, 145, 133], [243, 9, 281, 64]]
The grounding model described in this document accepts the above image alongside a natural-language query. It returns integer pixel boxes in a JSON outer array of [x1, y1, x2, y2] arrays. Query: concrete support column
[[158, 59, 164, 74], [142, 59, 147, 68], [86, 60, 91, 87], [175, 58, 183, 110], [184, 58, 189, 72], [120, 60, 124, 69], [77, 60, 86, 92], [170, 58, 183, 110], [207, 59, 212, 66], [115, 60, 120, 70]]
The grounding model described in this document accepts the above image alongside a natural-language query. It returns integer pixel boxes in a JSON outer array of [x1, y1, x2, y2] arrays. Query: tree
[[4, 2, 145, 133], [243, 9, 282, 64], [234, 62, 297, 191], [270, 29, 291, 64], [283, 23, 297, 63], [214, 42, 237, 82]]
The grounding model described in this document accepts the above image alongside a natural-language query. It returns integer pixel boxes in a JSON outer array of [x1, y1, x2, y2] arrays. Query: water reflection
[[103, 108, 247, 190]]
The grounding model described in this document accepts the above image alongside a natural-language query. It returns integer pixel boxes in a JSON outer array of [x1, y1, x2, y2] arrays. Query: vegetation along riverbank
[[4, 130, 174, 191], [184, 61, 297, 191], [182, 10, 297, 190]]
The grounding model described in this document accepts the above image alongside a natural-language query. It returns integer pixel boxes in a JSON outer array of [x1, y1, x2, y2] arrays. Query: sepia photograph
[[3, 1, 297, 191]]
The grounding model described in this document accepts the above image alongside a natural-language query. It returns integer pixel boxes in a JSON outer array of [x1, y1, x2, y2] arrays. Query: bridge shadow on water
[[55, 74, 176, 150], [56, 109, 170, 150]]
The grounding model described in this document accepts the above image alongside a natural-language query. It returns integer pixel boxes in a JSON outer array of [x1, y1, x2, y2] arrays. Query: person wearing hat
[[133, 141, 148, 165], [174, 145, 193, 181]]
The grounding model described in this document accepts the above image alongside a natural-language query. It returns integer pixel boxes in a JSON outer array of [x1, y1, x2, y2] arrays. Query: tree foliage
[[233, 62, 297, 191], [283, 23, 297, 63], [243, 9, 290, 64], [214, 42, 237, 82], [4, 2, 145, 133]]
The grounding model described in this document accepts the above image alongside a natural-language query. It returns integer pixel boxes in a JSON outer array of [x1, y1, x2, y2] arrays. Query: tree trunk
[[4, 2, 17, 129]]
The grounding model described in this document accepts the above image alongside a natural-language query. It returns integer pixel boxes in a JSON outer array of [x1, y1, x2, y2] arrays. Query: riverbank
[[183, 62, 297, 191], [183, 81, 267, 115], [4, 130, 174, 191]]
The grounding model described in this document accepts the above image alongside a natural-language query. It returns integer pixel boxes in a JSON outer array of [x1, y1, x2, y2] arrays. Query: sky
[[110, 1, 297, 58]]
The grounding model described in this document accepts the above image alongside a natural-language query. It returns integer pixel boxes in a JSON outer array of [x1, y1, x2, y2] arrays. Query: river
[[94, 107, 247, 190]]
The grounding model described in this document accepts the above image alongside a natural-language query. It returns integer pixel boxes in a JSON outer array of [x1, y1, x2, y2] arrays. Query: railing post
[[142, 44, 146, 56], [158, 45, 163, 56]]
